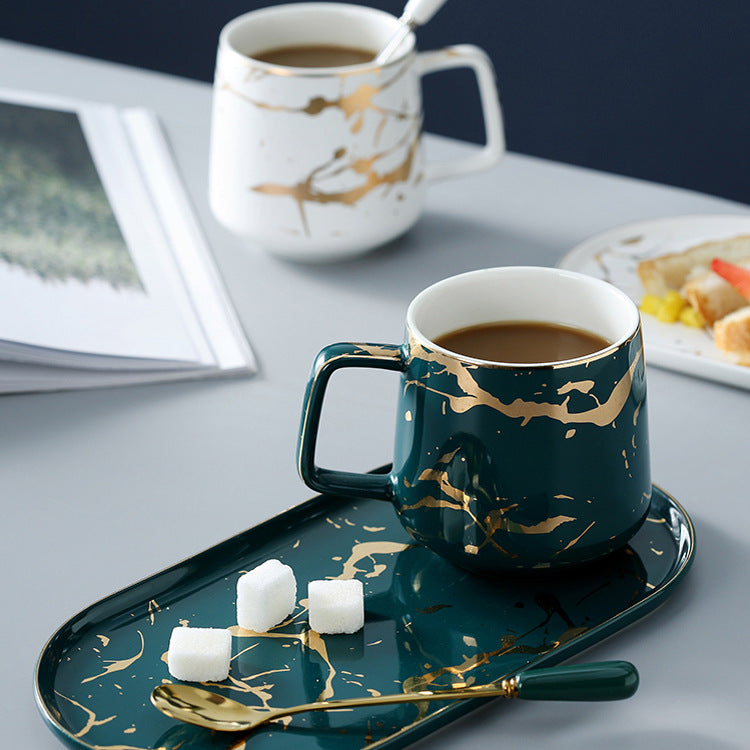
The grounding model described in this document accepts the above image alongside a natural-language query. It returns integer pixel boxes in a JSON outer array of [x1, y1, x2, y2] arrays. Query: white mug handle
[[416, 44, 505, 183]]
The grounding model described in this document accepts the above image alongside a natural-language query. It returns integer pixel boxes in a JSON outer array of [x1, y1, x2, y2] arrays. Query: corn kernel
[[656, 291, 687, 322], [639, 294, 662, 315], [679, 305, 705, 328]]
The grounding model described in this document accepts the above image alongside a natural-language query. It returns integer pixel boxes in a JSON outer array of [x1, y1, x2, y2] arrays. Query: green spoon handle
[[515, 660, 639, 701]]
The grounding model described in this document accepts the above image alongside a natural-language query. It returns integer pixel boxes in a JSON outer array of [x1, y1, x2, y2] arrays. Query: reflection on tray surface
[[37, 487, 692, 750]]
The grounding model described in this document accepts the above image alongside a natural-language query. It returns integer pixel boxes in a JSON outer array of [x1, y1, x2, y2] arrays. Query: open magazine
[[0, 88, 256, 392]]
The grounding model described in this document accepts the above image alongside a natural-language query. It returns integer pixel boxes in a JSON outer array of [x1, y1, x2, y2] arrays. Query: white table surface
[[1, 38, 747, 750]]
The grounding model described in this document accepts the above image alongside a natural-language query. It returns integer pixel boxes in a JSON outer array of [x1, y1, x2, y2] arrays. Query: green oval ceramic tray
[[35, 473, 694, 750]]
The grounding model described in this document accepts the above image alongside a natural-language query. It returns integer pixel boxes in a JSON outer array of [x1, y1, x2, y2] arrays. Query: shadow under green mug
[[297, 266, 651, 574]]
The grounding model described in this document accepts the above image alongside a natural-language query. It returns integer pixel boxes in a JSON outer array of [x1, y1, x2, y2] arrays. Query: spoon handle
[[401, 0, 449, 26], [279, 661, 638, 720], [375, 0, 449, 64], [515, 660, 639, 701]]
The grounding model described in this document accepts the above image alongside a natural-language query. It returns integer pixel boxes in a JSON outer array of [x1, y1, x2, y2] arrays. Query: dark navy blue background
[[2, 1, 748, 204]]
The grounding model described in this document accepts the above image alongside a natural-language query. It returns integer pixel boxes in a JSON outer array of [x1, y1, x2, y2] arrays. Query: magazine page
[[121, 108, 256, 373], [0, 87, 255, 378]]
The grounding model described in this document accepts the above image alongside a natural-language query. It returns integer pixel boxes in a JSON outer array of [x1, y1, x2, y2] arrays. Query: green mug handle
[[297, 342, 405, 501]]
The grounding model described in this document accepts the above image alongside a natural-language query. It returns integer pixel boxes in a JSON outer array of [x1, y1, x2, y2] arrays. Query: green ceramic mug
[[298, 266, 651, 574]]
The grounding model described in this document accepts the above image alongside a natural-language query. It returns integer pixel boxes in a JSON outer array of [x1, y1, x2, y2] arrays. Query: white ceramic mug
[[208, 2, 504, 262]]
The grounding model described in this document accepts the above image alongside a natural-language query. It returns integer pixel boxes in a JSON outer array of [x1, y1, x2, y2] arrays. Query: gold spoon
[[152, 660, 638, 732]]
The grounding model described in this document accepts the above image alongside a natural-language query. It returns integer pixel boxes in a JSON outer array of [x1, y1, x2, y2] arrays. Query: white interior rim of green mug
[[406, 266, 642, 369], [220, 2, 414, 74]]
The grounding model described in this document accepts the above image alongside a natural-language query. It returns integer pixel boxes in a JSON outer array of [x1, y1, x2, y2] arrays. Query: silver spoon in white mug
[[375, 0, 450, 64]]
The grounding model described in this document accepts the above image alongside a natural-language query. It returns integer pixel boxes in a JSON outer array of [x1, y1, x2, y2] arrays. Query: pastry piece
[[683, 258, 750, 326], [637, 234, 750, 295], [714, 307, 750, 366]]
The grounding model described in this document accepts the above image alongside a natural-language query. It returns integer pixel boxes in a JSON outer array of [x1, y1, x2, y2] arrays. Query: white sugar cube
[[237, 559, 297, 633], [167, 627, 231, 682], [308, 578, 364, 634]]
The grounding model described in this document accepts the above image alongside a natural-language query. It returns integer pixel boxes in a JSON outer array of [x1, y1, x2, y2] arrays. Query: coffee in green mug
[[297, 266, 651, 574]]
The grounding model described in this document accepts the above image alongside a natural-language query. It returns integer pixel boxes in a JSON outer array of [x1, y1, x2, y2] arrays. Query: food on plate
[[712, 257, 750, 298], [683, 264, 749, 326], [639, 290, 704, 326], [637, 234, 750, 295], [167, 626, 232, 682], [637, 236, 750, 366], [714, 307, 750, 366], [709, 260, 750, 365]]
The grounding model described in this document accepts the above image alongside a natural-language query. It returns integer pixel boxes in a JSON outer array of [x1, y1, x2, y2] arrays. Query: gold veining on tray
[[307, 629, 336, 700], [227, 589, 356, 705], [54, 691, 116, 738], [401, 619, 588, 696], [231, 643, 259, 662], [81, 630, 144, 684], [332, 540, 412, 580]]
